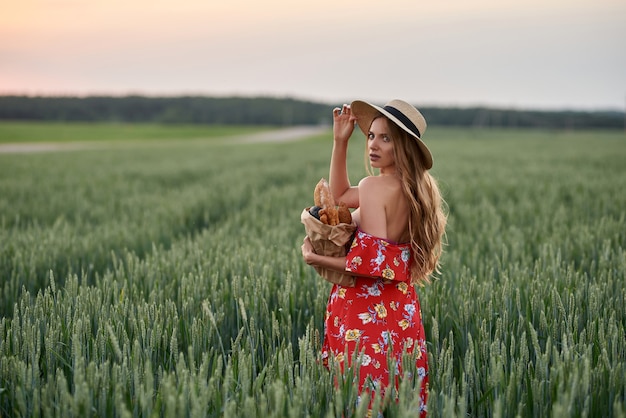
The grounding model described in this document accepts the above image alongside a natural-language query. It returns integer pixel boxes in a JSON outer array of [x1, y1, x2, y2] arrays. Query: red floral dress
[[322, 229, 428, 415]]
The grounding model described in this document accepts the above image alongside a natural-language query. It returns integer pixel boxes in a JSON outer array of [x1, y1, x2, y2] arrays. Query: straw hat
[[351, 99, 432, 169]]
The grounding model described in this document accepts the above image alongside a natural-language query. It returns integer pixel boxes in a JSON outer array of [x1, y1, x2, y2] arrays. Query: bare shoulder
[[357, 175, 376, 190], [357, 176, 387, 207], [357, 176, 404, 238], [358, 175, 392, 188], [358, 175, 402, 195]]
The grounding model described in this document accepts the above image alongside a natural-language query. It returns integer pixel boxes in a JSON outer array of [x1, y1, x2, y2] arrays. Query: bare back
[[356, 175, 410, 243]]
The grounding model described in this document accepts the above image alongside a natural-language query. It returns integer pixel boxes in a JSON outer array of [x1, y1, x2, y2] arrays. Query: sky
[[1, 0, 625, 111]]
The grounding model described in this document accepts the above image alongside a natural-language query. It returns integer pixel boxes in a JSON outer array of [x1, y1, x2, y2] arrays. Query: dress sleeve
[[345, 230, 412, 281]]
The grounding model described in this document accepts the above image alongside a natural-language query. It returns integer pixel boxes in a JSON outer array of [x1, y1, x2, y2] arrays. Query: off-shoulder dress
[[322, 228, 428, 415]]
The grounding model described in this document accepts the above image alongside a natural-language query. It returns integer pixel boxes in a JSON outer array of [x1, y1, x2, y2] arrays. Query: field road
[[227, 125, 328, 144], [0, 125, 330, 154]]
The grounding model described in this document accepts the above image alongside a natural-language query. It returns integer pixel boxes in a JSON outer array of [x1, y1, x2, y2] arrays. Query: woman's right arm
[[329, 104, 359, 208]]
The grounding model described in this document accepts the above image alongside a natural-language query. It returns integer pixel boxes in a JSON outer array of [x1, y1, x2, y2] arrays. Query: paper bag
[[301, 208, 357, 287]]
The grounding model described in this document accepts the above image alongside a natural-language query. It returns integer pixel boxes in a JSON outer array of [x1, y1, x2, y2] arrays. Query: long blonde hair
[[366, 116, 447, 285]]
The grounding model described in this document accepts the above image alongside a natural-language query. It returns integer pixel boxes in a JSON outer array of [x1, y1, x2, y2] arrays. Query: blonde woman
[[302, 100, 446, 416]]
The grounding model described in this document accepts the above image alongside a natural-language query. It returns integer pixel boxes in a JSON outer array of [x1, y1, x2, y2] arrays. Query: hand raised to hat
[[333, 104, 356, 144]]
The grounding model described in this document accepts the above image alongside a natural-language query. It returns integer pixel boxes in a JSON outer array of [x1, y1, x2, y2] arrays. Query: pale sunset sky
[[1, 0, 625, 110]]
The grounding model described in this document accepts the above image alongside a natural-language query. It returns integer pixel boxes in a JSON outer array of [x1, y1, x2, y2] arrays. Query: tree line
[[0, 95, 623, 129]]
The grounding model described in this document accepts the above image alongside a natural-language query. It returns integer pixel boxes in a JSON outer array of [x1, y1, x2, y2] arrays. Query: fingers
[[302, 236, 315, 251], [301, 236, 317, 265], [333, 104, 351, 117]]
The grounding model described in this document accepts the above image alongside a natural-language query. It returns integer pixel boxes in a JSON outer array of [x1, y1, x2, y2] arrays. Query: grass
[[0, 121, 271, 143], [0, 123, 624, 417]]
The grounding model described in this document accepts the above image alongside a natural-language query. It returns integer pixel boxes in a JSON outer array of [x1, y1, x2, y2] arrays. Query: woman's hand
[[301, 236, 318, 266], [333, 104, 356, 144], [302, 236, 351, 273]]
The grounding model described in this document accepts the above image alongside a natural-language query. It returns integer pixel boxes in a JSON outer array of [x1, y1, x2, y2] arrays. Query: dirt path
[[0, 142, 95, 154], [0, 126, 329, 154], [227, 126, 328, 144]]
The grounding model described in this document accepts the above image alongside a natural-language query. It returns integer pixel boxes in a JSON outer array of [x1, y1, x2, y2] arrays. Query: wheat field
[[0, 125, 624, 417]]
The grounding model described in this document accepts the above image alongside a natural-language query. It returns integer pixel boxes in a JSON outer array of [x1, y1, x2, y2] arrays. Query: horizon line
[[0, 91, 624, 114]]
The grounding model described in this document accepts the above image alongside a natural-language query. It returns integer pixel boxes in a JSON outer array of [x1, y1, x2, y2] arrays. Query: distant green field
[[0, 124, 624, 417], [0, 121, 270, 143]]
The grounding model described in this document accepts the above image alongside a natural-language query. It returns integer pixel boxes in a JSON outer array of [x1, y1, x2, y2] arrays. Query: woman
[[301, 99, 446, 415]]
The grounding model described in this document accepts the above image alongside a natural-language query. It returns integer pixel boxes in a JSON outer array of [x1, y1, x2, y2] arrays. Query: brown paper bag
[[301, 208, 357, 287]]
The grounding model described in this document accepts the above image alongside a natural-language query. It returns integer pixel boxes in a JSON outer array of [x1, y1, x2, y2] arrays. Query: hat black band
[[383, 105, 421, 138]]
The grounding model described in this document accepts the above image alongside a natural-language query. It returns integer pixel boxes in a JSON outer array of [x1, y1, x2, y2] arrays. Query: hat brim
[[351, 100, 433, 169]]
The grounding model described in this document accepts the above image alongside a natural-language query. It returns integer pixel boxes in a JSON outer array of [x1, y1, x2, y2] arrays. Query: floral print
[[322, 229, 428, 416]]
